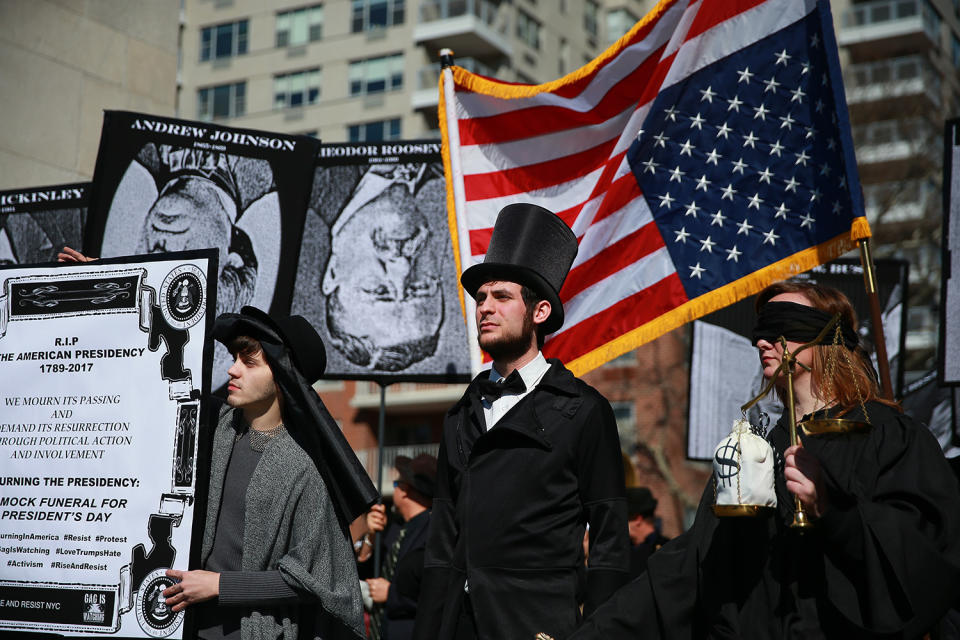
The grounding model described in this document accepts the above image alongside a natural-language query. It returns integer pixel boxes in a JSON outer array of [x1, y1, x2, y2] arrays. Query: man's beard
[[477, 306, 536, 361]]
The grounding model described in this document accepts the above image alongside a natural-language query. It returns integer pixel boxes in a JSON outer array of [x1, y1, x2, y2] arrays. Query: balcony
[[351, 381, 467, 412], [415, 0, 512, 58], [863, 178, 937, 224], [355, 442, 441, 494], [839, 0, 942, 52], [852, 117, 939, 165], [412, 57, 497, 110], [844, 55, 941, 108]]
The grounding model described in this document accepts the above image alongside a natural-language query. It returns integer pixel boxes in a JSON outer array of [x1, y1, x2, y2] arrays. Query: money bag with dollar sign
[[712, 419, 777, 516]]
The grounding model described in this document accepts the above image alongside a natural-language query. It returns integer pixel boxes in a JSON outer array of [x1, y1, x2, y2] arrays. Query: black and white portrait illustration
[[86, 112, 319, 388], [99, 143, 277, 317], [291, 143, 470, 380], [0, 182, 88, 266]]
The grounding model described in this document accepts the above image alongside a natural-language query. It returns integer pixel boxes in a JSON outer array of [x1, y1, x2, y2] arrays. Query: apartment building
[[0, 0, 179, 189], [835, 0, 960, 375], [177, 0, 653, 139]]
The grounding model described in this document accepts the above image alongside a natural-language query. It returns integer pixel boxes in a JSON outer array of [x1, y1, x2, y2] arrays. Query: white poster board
[[0, 250, 215, 639]]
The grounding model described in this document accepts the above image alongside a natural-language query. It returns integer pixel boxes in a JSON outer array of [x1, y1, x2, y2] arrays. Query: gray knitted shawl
[[202, 407, 364, 639]]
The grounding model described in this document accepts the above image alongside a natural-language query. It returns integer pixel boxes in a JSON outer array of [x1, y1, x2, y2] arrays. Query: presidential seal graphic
[[160, 264, 205, 329], [135, 568, 184, 637]]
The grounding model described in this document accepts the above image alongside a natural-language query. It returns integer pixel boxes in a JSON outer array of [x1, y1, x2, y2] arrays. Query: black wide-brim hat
[[212, 306, 327, 382], [460, 203, 578, 335], [395, 453, 437, 499], [626, 487, 658, 518]]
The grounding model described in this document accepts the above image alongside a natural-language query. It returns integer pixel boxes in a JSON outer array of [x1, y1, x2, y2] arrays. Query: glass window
[[348, 118, 402, 142], [953, 34, 960, 67], [584, 0, 599, 37], [276, 5, 323, 47], [611, 401, 635, 447], [275, 68, 321, 109], [517, 10, 541, 49], [605, 8, 637, 45], [197, 82, 246, 120], [200, 20, 248, 61], [351, 0, 404, 33], [349, 53, 404, 95]]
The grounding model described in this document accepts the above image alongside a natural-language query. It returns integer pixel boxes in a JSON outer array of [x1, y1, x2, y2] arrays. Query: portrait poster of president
[[686, 258, 908, 460], [84, 111, 319, 388], [291, 141, 471, 381], [0, 183, 89, 266], [941, 118, 960, 385], [0, 250, 216, 639]]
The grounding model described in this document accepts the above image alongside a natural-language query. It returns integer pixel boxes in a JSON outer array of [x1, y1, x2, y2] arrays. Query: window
[[953, 33, 960, 67], [611, 402, 636, 448], [276, 5, 323, 47], [274, 68, 321, 109], [351, 0, 405, 32], [348, 118, 401, 142], [584, 0, 599, 37], [517, 10, 541, 49], [197, 82, 246, 120], [200, 20, 248, 61], [559, 38, 569, 75], [349, 53, 404, 95], [606, 8, 637, 45], [606, 350, 637, 367]]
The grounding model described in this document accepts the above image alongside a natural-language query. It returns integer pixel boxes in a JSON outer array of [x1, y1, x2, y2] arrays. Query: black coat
[[382, 510, 431, 640], [414, 360, 630, 640], [570, 401, 960, 639], [628, 531, 670, 580]]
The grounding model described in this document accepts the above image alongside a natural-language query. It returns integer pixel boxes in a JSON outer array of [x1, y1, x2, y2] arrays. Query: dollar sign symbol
[[714, 439, 740, 487]]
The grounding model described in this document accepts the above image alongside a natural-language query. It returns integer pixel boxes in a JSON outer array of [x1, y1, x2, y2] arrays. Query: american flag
[[440, 0, 871, 375]]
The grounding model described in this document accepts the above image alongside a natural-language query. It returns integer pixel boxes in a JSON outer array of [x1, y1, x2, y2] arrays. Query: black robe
[[571, 401, 960, 639]]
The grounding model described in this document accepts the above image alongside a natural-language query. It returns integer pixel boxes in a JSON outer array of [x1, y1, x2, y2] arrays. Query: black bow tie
[[478, 370, 527, 402]]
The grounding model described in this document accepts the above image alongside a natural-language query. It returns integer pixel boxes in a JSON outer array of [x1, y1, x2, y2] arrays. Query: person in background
[[363, 454, 436, 640], [624, 488, 669, 580]]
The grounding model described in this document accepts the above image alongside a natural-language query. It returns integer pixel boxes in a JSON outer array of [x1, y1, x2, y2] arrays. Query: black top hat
[[395, 454, 437, 499], [212, 306, 327, 382], [626, 487, 658, 518], [460, 203, 578, 334]]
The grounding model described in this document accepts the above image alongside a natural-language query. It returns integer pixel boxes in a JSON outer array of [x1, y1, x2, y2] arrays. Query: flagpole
[[858, 237, 894, 400], [441, 48, 484, 376]]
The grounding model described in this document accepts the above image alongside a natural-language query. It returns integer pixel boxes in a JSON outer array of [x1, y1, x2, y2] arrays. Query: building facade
[[0, 0, 179, 189]]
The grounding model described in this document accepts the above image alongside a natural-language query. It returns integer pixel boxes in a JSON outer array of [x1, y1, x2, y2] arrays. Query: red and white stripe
[[443, 0, 817, 373]]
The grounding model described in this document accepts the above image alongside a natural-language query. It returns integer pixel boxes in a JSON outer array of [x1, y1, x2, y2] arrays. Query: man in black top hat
[[365, 453, 437, 640], [625, 488, 670, 580], [414, 204, 630, 640], [161, 306, 378, 640]]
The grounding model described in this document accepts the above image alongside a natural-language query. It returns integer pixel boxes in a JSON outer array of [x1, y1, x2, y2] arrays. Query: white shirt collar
[[489, 351, 549, 389]]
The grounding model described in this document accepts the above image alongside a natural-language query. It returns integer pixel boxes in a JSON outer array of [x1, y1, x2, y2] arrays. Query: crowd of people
[[57, 200, 960, 640]]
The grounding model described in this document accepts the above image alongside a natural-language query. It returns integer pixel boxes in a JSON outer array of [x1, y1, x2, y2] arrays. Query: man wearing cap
[[161, 306, 378, 640], [414, 204, 629, 640], [625, 488, 669, 580], [365, 454, 437, 640]]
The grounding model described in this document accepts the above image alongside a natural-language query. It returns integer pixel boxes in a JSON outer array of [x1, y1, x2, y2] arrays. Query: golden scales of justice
[[712, 312, 871, 528]]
